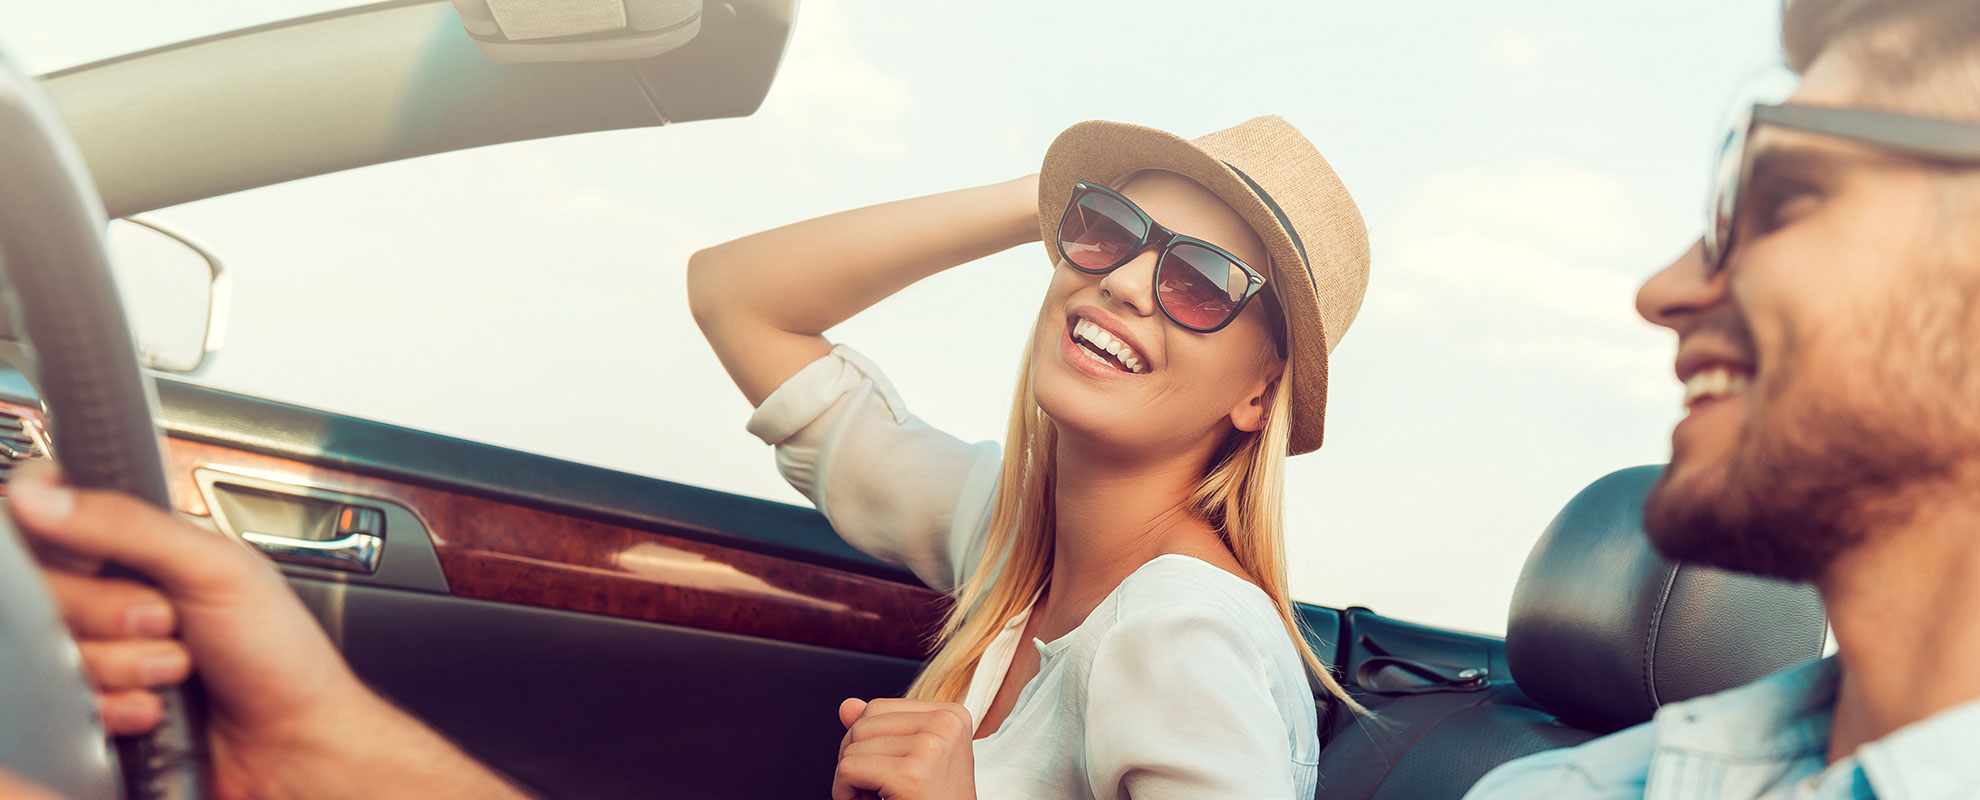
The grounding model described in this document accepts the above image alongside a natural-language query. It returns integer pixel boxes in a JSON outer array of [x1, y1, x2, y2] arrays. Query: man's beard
[[1643, 289, 1978, 583]]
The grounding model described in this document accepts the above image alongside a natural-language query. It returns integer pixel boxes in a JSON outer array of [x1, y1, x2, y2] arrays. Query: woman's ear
[[1228, 374, 1281, 433]]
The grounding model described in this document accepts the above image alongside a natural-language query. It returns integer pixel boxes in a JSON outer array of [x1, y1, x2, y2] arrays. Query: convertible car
[[0, 2, 1829, 798]]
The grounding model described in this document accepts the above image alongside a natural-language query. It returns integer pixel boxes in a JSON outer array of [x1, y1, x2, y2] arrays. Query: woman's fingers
[[858, 697, 954, 715], [42, 569, 176, 640], [830, 753, 893, 800], [832, 699, 977, 799], [856, 698, 973, 735], [841, 735, 924, 759], [77, 639, 191, 691], [838, 697, 868, 729], [97, 688, 164, 736], [846, 710, 943, 743]]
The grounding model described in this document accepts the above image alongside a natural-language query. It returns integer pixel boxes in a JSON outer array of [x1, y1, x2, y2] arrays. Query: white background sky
[[6, 0, 1783, 634]]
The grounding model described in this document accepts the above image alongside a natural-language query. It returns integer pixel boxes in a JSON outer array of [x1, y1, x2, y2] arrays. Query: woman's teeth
[[1073, 319, 1146, 374], [1683, 366, 1752, 409]]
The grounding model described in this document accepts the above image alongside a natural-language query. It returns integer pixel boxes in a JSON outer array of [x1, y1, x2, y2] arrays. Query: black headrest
[[1505, 466, 1827, 733]]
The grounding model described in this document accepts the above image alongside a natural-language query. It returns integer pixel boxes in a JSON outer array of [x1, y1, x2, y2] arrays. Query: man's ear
[[1229, 374, 1281, 433]]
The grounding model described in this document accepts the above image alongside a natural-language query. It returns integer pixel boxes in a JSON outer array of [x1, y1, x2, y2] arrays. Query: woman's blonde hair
[[904, 326, 1360, 713]]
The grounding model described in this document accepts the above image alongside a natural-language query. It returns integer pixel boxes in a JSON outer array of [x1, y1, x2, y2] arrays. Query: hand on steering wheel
[[16, 462, 376, 796], [12, 464, 525, 800]]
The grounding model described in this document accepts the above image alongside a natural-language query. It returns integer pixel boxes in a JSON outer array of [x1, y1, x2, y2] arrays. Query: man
[[1470, 0, 1980, 796], [9, 0, 1980, 798]]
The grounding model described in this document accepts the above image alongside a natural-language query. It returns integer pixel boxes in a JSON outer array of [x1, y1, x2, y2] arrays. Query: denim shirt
[[1465, 658, 1980, 799]]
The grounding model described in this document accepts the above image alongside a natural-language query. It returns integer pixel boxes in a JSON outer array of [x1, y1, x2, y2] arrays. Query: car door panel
[[151, 379, 907, 582], [159, 434, 947, 658], [286, 579, 922, 798], [0, 383, 946, 797]]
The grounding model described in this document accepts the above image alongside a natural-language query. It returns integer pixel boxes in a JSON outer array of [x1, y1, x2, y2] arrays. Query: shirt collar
[[1650, 657, 1838, 760], [1651, 656, 1980, 796]]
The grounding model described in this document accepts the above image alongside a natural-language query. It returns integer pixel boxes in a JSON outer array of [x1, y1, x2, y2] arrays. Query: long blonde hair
[[903, 328, 1361, 713]]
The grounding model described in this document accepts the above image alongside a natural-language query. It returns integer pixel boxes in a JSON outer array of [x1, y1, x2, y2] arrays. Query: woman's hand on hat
[[832, 696, 979, 800]]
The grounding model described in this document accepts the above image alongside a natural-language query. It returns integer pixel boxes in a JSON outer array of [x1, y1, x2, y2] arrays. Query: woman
[[688, 116, 1370, 799]]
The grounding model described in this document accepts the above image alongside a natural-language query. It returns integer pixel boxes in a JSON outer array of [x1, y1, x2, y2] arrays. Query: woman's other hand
[[832, 697, 978, 800]]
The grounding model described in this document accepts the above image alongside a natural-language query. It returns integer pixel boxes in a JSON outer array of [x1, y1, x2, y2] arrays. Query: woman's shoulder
[[1115, 554, 1276, 614], [1100, 554, 1293, 654], [1070, 555, 1314, 730]]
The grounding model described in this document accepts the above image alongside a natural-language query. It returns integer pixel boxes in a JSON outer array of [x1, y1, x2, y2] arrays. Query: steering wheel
[[0, 52, 209, 799]]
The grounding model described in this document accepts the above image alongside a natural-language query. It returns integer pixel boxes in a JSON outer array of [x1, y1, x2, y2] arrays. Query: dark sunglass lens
[[1059, 191, 1147, 271], [1158, 244, 1247, 330]]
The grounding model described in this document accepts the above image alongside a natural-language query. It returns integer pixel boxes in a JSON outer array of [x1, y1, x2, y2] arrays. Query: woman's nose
[[1098, 250, 1160, 318], [1637, 240, 1728, 331]]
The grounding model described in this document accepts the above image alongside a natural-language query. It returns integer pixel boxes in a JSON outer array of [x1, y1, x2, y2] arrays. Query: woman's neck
[[1042, 431, 1225, 620]]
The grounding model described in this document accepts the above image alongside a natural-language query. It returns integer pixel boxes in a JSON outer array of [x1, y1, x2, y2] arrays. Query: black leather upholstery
[[1314, 465, 1829, 799], [1506, 465, 1828, 733], [1314, 684, 1598, 800]]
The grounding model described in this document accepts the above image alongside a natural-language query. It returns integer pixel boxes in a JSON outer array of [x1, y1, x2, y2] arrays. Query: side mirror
[[105, 215, 228, 374]]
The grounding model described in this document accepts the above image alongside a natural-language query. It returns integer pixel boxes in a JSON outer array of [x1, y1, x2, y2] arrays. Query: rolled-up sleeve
[[745, 345, 1001, 592], [1083, 601, 1299, 799]]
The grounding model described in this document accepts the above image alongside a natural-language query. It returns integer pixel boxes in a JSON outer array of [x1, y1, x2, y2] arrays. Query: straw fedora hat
[[1037, 116, 1371, 455]]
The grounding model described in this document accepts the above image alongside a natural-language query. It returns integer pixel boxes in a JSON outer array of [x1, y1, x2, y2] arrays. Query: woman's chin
[[1030, 372, 1082, 426], [1032, 375, 1120, 442], [1034, 377, 1190, 456], [1031, 341, 1226, 458]]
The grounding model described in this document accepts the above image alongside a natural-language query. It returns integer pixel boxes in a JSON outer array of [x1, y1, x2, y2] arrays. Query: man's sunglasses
[[1706, 103, 1980, 273], [1056, 180, 1273, 336]]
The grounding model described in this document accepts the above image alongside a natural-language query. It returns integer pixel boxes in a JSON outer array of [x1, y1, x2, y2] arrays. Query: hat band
[[1223, 161, 1312, 287]]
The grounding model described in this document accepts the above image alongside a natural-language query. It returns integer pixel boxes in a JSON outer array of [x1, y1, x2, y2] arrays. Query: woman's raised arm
[[686, 174, 1041, 406]]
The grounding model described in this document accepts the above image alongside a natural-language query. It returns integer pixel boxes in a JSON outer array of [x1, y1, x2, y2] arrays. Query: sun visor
[[451, 0, 703, 62]]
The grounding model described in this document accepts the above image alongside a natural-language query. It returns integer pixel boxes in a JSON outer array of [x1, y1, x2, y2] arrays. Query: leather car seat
[[1312, 465, 1829, 799]]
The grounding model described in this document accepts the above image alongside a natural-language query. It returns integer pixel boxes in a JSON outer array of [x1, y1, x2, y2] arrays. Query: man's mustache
[[1686, 306, 1760, 362]]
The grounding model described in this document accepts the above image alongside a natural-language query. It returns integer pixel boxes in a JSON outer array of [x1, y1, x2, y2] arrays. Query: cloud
[[1486, 29, 1544, 72], [1375, 157, 1683, 402], [1477, 20, 1600, 75], [757, 2, 913, 161]]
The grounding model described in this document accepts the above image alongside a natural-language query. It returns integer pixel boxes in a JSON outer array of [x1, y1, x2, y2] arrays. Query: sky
[[4, 0, 1786, 634]]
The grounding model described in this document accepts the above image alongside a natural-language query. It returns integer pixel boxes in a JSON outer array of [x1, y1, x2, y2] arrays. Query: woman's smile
[[1062, 310, 1153, 379]]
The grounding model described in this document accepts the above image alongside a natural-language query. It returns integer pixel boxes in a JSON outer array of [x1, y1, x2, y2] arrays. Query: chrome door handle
[[239, 531, 382, 574]]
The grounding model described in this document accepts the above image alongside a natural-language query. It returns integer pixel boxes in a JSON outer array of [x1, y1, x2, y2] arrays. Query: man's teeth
[[1073, 319, 1145, 374], [1683, 366, 1752, 409]]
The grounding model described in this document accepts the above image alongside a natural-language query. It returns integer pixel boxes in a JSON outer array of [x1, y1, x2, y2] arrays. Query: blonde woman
[[689, 117, 1370, 799]]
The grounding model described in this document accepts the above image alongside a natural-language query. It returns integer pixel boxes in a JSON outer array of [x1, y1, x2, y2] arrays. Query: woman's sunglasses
[[1056, 180, 1272, 335], [1706, 103, 1980, 274]]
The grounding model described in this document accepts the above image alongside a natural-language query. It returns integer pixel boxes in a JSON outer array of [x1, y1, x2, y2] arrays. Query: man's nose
[[1637, 240, 1728, 330]]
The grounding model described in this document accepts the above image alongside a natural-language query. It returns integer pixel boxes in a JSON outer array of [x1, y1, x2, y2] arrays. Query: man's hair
[[1782, 0, 1980, 115]]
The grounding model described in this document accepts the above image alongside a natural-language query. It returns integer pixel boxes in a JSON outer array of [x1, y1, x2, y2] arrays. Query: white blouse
[[746, 345, 1320, 799]]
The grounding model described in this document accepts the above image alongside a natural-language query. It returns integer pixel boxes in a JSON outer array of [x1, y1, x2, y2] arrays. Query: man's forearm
[[216, 692, 530, 800]]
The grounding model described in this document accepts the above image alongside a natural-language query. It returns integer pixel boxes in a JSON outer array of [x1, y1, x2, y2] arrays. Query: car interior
[[0, 376, 1832, 798], [0, 2, 1834, 798], [1309, 465, 1826, 799]]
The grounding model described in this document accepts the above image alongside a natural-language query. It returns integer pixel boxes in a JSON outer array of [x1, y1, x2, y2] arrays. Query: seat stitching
[[1641, 563, 1681, 711]]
